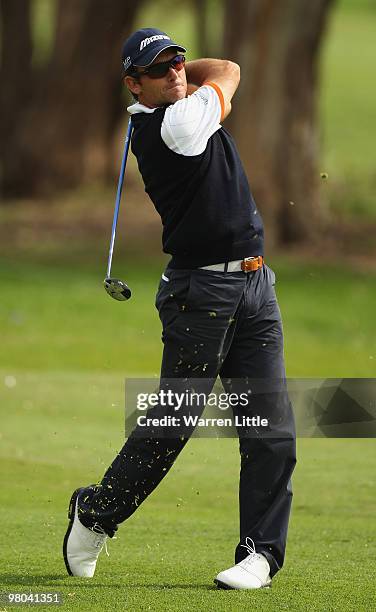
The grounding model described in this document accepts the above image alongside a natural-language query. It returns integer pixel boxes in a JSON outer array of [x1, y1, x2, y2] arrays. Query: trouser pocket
[[155, 269, 194, 318]]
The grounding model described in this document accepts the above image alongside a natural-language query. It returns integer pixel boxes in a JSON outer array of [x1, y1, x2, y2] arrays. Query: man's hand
[[185, 59, 240, 119]]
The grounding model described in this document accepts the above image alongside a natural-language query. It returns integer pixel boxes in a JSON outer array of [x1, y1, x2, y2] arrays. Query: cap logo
[[139, 34, 170, 51], [123, 56, 131, 70]]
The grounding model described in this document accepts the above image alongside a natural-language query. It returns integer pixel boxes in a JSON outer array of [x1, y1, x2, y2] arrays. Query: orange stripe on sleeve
[[203, 81, 225, 122]]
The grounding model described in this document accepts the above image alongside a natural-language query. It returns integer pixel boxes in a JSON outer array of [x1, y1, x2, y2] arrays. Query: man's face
[[125, 49, 187, 107]]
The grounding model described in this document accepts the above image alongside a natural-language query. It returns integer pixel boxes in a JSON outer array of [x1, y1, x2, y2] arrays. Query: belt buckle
[[241, 256, 263, 272]]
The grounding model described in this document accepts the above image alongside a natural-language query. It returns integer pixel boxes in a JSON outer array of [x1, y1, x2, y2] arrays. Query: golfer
[[63, 28, 296, 590]]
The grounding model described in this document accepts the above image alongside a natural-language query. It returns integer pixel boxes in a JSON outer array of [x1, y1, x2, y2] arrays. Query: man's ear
[[124, 76, 142, 98]]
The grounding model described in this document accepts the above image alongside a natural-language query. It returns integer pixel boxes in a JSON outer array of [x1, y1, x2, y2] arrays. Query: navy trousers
[[78, 264, 296, 577]]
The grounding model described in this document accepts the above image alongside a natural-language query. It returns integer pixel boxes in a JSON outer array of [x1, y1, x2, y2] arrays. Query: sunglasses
[[133, 55, 186, 80]]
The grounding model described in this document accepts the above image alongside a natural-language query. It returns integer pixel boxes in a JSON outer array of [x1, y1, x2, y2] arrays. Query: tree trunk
[[192, 0, 210, 58], [1, 0, 140, 197], [0, 0, 33, 195], [192, 0, 225, 59], [224, 0, 334, 247]]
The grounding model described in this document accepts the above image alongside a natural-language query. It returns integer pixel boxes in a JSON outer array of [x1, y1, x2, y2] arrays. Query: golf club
[[104, 117, 133, 301]]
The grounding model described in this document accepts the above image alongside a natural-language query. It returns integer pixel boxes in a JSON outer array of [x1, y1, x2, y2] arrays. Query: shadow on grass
[[0, 574, 215, 590]]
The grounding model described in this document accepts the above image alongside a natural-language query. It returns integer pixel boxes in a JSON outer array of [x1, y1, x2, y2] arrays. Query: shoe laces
[[239, 537, 261, 568], [90, 522, 114, 557]]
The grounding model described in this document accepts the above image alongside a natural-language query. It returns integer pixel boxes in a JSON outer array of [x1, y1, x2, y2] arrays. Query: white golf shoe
[[215, 537, 272, 589], [63, 487, 109, 578]]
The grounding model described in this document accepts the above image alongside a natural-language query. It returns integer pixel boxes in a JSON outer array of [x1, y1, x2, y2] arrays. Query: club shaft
[[106, 118, 133, 279]]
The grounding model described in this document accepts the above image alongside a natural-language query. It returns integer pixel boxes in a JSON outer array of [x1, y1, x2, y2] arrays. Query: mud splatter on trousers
[[77, 264, 296, 577]]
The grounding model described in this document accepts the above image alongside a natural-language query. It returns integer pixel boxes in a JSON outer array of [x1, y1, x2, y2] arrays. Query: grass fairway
[[1, 376, 375, 611], [1, 258, 375, 611], [1, 257, 375, 376]]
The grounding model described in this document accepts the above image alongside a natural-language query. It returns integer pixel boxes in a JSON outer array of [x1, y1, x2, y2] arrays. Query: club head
[[104, 277, 132, 301]]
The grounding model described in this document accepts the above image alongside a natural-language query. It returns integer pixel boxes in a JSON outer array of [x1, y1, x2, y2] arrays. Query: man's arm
[[185, 59, 240, 119]]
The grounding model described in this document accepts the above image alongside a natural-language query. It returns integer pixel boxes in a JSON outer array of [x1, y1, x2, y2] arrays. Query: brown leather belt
[[200, 256, 264, 273], [241, 256, 264, 272]]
